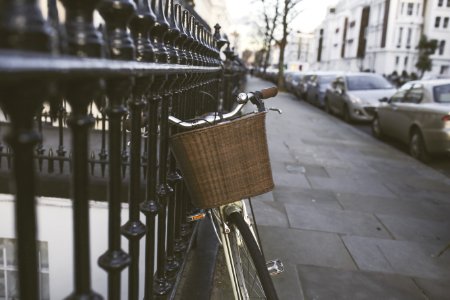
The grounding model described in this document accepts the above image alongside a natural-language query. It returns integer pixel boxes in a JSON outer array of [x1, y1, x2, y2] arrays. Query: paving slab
[[258, 225, 356, 271], [376, 213, 450, 242], [285, 162, 330, 178], [270, 261, 304, 300], [336, 192, 450, 221], [272, 172, 311, 189], [250, 198, 289, 228], [297, 265, 426, 300], [413, 278, 450, 300], [273, 187, 343, 210], [342, 236, 450, 280], [384, 181, 450, 204], [285, 203, 391, 238], [307, 176, 396, 198]]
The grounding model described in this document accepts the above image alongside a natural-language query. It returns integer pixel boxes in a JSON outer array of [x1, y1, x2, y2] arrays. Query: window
[[395, 56, 400, 65], [435, 16, 441, 28], [346, 75, 394, 91], [390, 90, 406, 103], [407, 3, 414, 15], [440, 65, 449, 75], [438, 0, 444, 7], [0, 238, 50, 300], [439, 40, 446, 55], [444, 17, 449, 28], [404, 56, 409, 67], [401, 2, 405, 14], [433, 84, 450, 102], [405, 87, 423, 103], [406, 28, 412, 47], [447, 0, 450, 7], [397, 27, 403, 47], [417, 3, 421, 15]]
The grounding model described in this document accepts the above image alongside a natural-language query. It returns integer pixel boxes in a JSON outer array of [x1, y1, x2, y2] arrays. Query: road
[[350, 120, 450, 178]]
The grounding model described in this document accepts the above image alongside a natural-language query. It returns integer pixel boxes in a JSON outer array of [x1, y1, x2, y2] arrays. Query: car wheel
[[371, 115, 383, 139], [342, 105, 352, 123], [409, 130, 431, 162]]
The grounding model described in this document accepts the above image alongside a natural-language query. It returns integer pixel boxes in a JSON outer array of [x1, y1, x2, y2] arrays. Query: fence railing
[[0, 0, 245, 299]]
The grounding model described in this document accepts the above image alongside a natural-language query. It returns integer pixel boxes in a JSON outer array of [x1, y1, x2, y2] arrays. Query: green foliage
[[415, 35, 438, 77]]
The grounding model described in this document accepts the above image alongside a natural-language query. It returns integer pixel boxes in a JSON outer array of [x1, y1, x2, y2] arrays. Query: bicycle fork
[[194, 203, 285, 277]]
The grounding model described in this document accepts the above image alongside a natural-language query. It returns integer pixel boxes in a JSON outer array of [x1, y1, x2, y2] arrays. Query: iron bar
[[58, 0, 105, 297], [97, 0, 136, 299], [140, 91, 160, 300]]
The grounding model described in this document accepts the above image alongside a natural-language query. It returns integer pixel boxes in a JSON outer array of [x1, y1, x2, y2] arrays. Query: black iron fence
[[0, 0, 245, 299]]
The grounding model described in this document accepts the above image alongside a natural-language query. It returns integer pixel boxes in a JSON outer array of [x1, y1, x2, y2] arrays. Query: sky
[[225, 0, 339, 52]]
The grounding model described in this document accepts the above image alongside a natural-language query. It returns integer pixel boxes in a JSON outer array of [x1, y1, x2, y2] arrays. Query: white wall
[[0, 195, 155, 299]]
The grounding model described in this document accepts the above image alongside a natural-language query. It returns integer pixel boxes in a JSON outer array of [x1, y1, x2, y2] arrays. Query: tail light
[[442, 115, 450, 122]]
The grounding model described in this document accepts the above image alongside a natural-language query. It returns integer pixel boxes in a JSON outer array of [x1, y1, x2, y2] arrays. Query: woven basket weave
[[170, 112, 274, 209]]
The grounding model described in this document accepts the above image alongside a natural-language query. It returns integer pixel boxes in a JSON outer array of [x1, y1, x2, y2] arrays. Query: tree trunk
[[277, 40, 286, 88]]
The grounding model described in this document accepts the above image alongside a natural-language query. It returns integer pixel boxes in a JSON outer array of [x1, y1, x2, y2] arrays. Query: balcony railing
[[0, 0, 246, 299]]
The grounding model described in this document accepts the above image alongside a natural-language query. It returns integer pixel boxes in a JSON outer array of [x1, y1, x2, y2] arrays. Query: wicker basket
[[170, 112, 274, 209]]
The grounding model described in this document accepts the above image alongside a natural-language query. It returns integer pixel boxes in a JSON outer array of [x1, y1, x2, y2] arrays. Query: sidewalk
[[247, 76, 450, 299]]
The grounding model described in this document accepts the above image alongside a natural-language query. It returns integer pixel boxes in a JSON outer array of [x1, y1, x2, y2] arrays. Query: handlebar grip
[[259, 86, 278, 99]]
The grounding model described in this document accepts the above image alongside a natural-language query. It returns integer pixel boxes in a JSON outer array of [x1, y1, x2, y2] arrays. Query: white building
[[311, 0, 450, 76], [269, 31, 315, 71], [424, 0, 450, 75], [191, 0, 230, 33]]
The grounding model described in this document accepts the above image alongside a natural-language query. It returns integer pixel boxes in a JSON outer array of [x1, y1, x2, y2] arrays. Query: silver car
[[324, 73, 397, 122], [372, 79, 450, 161]]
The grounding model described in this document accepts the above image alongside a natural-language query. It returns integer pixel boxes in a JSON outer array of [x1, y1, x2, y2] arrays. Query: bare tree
[[276, 0, 302, 88], [260, 0, 280, 73]]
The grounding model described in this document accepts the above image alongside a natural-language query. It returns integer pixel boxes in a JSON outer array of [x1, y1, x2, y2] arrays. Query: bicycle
[[168, 87, 284, 300]]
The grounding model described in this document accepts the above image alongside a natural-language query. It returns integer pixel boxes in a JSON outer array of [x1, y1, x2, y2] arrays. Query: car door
[[307, 75, 318, 103], [396, 87, 425, 144], [378, 90, 406, 138], [328, 77, 346, 113], [334, 78, 347, 115], [326, 79, 338, 112]]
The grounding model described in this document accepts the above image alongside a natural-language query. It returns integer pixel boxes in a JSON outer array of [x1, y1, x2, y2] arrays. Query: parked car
[[372, 79, 450, 161], [264, 67, 278, 83], [285, 71, 303, 93], [306, 72, 342, 108], [324, 73, 396, 122], [293, 73, 314, 100]]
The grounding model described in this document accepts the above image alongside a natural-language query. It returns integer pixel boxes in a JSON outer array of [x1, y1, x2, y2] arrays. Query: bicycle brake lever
[[268, 107, 282, 114]]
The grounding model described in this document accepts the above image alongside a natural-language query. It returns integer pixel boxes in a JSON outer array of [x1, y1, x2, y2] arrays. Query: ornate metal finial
[[130, 0, 156, 62], [164, 0, 180, 63], [0, 0, 55, 52], [151, 0, 170, 63], [97, 0, 136, 60]]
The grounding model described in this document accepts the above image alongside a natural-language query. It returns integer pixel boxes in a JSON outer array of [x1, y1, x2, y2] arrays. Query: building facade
[[269, 31, 315, 71], [311, 0, 450, 76]]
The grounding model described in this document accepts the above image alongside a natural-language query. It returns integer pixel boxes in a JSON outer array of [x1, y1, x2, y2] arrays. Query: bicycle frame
[[212, 201, 251, 299]]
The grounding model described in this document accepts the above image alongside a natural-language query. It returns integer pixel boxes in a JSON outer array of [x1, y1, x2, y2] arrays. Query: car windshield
[[319, 75, 337, 84], [433, 84, 450, 103], [346, 75, 394, 91]]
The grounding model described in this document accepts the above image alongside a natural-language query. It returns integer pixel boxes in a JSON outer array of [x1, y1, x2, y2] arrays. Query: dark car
[[285, 71, 303, 93], [306, 72, 342, 108], [324, 73, 396, 122], [293, 73, 314, 100]]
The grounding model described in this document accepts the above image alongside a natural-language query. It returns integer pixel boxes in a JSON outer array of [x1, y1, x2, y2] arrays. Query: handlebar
[[168, 86, 278, 128]]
